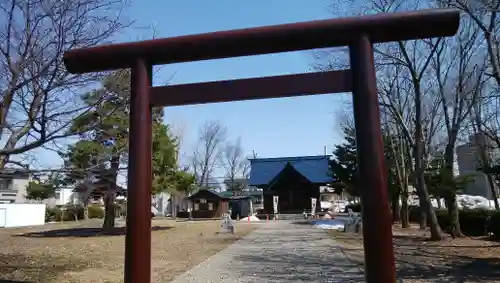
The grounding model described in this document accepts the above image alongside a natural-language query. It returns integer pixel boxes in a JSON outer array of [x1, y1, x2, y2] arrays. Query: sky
[[30, 0, 356, 180]]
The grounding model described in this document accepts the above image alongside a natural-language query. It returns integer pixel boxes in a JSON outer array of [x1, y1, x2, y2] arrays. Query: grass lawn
[[329, 224, 500, 282], [0, 218, 255, 283]]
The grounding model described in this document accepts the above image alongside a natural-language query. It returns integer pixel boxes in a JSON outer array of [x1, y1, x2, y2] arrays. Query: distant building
[[219, 187, 263, 212], [0, 169, 30, 203], [456, 133, 499, 200], [248, 155, 334, 213], [44, 187, 76, 207]]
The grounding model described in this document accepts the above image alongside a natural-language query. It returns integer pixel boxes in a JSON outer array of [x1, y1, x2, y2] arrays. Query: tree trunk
[[401, 176, 410, 228], [414, 174, 427, 230], [486, 172, 499, 210], [419, 205, 427, 230], [476, 136, 500, 210], [83, 203, 89, 220], [418, 179, 443, 240], [415, 147, 443, 240], [444, 143, 462, 237], [401, 200, 409, 228], [103, 192, 116, 230], [102, 153, 120, 230], [445, 193, 463, 238], [391, 193, 401, 223], [436, 198, 442, 209]]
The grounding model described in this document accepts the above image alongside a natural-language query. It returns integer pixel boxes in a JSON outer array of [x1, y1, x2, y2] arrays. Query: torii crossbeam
[[63, 8, 460, 283]]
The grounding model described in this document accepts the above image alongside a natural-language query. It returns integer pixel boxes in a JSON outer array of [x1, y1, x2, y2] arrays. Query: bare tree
[[470, 107, 500, 209], [446, 0, 500, 87], [431, 18, 487, 236], [324, 0, 446, 239], [191, 121, 227, 188], [222, 137, 247, 193], [0, 0, 128, 169], [380, 78, 413, 228]]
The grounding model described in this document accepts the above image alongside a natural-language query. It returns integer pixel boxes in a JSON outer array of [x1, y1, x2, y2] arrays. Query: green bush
[[88, 205, 105, 219], [45, 207, 62, 222], [52, 205, 84, 221], [344, 203, 361, 213]]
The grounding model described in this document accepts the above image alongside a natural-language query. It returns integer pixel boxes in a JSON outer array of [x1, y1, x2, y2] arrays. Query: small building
[[186, 189, 252, 219], [249, 155, 334, 214], [187, 190, 229, 218], [219, 189, 263, 212]]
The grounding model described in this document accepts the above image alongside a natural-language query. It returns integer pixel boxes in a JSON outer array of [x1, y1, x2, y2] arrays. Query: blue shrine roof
[[248, 155, 334, 186]]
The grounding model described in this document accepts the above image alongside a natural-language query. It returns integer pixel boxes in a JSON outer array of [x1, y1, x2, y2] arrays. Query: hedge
[[45, 205, 106, 222], [343, 204, 500, 237], [408, 205, 500, 237]]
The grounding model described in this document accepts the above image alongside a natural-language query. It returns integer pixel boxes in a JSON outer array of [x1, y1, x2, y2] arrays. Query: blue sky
[[34, 0, 355, 175]]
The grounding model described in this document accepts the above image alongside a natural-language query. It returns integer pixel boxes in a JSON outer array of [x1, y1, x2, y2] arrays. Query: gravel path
[[169, 221, 365, 283]]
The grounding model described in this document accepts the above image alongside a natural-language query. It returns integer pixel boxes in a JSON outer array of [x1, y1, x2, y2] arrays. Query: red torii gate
[[63, 8, 460, 283]]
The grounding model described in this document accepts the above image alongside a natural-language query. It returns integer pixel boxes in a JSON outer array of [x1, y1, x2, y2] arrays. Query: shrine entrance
[[63, 8, 460, 283]]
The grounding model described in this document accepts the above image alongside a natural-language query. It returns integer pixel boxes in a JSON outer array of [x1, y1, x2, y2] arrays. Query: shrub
[[344, 203, 361, 213], [459, 208, 496, 236], [88, 205, 105, 219], [45, 207, 62, 222], [490, 211, 500, 238], [60, 205, 84, 221]]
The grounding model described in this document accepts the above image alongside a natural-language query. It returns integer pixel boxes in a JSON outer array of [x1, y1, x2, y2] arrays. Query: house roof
[[188, 189, 223, 200], [248, 155, 334, 186], [188, 189, 252, 200], [0, 169, 30, 179]]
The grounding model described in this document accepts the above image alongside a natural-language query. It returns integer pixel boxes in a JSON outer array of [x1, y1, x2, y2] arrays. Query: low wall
[[0, 203, 46, 228]]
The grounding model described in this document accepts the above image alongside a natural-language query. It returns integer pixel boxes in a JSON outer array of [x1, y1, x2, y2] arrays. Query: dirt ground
[[330, 224, 500, 282], [0, 218, 255, 283]]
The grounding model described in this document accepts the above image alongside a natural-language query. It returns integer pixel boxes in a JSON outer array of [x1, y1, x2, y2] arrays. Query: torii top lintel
[[63, 8, 460, 74]]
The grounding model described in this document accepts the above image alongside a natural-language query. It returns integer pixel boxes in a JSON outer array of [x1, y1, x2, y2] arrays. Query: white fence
[[0, 203, 46, 228]]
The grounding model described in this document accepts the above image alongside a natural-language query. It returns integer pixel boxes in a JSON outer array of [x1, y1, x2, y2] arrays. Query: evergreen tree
[[330, 126, 400, 209], [64, 70, 194, 228], [329, 127, 360, 198]]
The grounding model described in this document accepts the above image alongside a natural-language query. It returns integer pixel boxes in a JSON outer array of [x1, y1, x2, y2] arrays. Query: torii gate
[[63, 8, 459, 283]]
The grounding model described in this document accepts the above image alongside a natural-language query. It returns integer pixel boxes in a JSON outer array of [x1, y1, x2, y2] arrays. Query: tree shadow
[[392, 234, 500, 248], [233, 249, 366, 283], [0, 253, 92, 283], [18, 226, 172, 238], [394, 248, 500, 282], [341, 237, 500, 282], [291, 220, 312, 225]]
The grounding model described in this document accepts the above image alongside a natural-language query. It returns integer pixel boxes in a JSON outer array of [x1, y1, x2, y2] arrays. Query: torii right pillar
[[350, 34, 396, 282]]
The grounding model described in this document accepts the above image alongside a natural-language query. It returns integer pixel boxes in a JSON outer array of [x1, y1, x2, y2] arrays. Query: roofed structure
[[248, 155, 333, 187]]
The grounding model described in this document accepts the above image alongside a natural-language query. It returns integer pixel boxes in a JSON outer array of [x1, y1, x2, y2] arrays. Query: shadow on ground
[[0, 253, 91, 283], [233, 250, 365, 283], [394, 247, 500, 282], [18, 226, 171, 238], [291, 220, 312, 225], [336, 233, 500, 282]]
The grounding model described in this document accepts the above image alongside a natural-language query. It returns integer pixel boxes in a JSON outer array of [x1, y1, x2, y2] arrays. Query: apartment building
[[0, 169, 77, 206], [0, 169, 31, 203], [456, 133, 499, 200]]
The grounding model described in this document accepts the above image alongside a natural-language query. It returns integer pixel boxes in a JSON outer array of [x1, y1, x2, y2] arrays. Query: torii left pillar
[[124, 59, 153, 282]]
